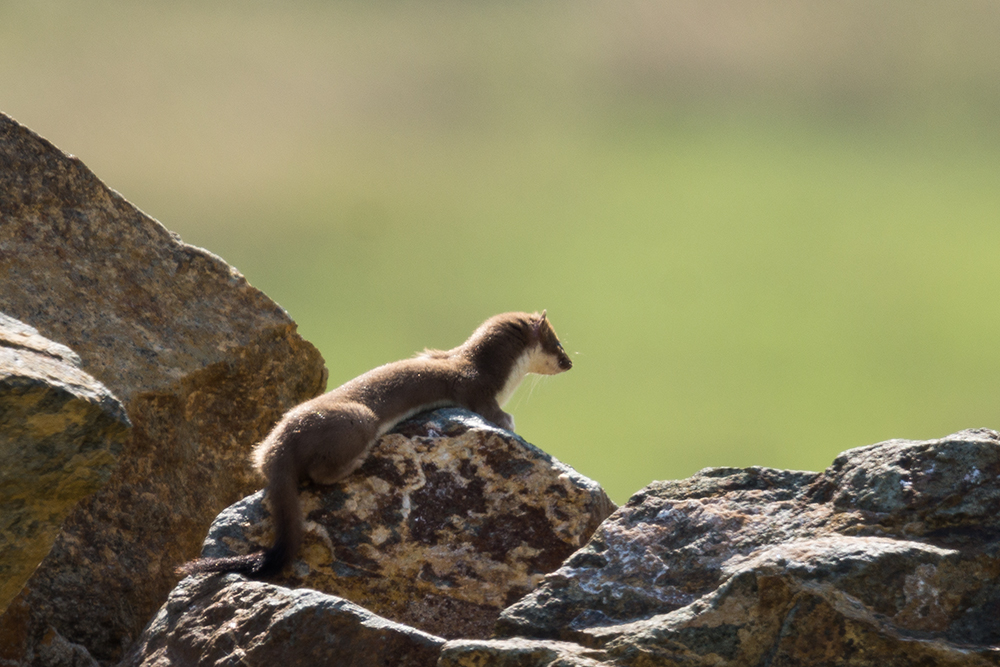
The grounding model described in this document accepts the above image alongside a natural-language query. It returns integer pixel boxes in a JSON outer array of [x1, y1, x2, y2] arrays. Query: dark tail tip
[[250, 541, 293, 579], [175, 552, 264, 577], [175, 543, 293, 580]]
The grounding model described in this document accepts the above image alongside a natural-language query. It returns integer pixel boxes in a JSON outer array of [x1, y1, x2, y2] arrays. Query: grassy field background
[[3, 1, 999, 503]]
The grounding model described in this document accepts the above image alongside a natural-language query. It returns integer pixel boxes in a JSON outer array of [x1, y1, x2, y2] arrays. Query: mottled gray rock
[[186, 408, 616, 640], [496, 429, 1000, 666], [0, 112, 326, 665], [0, 313, 130, 613], [586, 538, 1000, 667], [119, 575, 444, 667]]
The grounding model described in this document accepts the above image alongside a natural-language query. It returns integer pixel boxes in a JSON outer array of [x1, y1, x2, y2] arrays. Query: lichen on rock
[[183, 408, 616, 641], [494, 428, 1000, 666]]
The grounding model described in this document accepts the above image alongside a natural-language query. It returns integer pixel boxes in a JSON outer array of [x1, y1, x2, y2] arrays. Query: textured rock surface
[[0, 312, 130, 613], [120, 574, 445, 667], [187, 408, 615, 640], [495, 429, 1000, 666], [439, 638, 606, 667], [0, 112, 326, 665]]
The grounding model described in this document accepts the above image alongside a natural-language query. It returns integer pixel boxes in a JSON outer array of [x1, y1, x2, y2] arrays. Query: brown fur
[[178, 311, 572, 578]]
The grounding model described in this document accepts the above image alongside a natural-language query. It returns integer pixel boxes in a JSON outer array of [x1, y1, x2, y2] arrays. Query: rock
[[119, 574, 445, 667], [0, 112, 326, 665], [495, 429, 1000, 666], [183, 408, 615, 640], [439, 638, 606, 667], [0, 312, 130, 613]]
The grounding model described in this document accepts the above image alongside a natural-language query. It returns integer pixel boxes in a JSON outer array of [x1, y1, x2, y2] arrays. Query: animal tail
[[175, 551, 268, 577], [254, 451, 303, 577], [176, 445, 303, 579]]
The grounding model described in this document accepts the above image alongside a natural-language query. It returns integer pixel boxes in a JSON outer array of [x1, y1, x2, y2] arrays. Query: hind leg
[[301, 402, 380, 485]]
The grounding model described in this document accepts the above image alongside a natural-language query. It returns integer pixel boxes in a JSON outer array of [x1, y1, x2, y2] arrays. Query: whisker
[[527, 374, 544, 401]]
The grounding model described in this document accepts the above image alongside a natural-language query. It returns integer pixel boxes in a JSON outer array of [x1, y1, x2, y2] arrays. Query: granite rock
[[495, 429, 1000, 666], [0, 112, 326, 665], [119, 574, 444, 667], [182, 408, 615, 640], [0, 312, 130, 613]]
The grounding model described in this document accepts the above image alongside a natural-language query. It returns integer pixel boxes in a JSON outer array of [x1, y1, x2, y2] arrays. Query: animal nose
[[559, 356, 573, 370]]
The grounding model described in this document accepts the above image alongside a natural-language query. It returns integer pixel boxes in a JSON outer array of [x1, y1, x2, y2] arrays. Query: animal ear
[[531, 311, 546, 335]]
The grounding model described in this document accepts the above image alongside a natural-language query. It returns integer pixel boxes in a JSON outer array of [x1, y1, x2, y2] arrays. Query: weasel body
[[179, 311, 572, 578]]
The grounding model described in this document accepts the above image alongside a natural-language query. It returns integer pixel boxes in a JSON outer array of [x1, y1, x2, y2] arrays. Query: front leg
[[494, 411, 515, 432], [472, 400, 515, 432]]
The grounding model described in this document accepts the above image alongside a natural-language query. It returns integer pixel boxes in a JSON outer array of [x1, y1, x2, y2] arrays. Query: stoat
[[178, 311, 572, 578]]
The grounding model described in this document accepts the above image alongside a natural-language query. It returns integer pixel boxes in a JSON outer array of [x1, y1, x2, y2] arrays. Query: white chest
[[495, 348, 536, 407]]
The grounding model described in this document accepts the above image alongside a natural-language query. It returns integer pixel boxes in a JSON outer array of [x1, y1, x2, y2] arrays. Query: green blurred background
[[3, 1, 999, 503]]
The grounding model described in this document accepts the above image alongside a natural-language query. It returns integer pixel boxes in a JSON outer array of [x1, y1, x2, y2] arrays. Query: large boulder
[[119, 575, 445, 667], [0, 312, 130, 613], [164, 409, 615, 643], [0, 112, 326, 665], [492, 429, 1000, 666]]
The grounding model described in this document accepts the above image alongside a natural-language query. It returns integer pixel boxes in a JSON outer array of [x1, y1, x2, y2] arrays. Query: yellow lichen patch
[[301, 542, 334, 571]]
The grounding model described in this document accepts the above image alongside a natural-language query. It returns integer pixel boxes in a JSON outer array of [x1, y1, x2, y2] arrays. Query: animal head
[[527, 310, 573, 375]]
